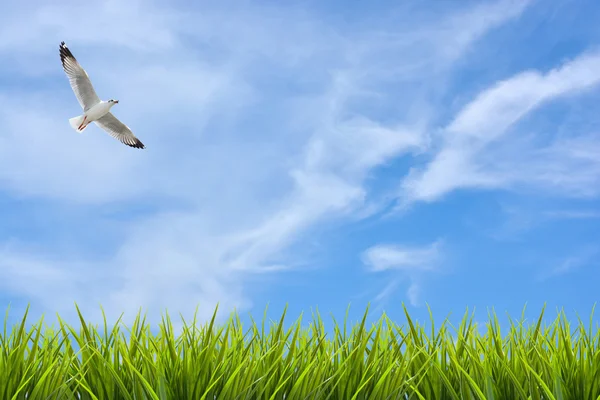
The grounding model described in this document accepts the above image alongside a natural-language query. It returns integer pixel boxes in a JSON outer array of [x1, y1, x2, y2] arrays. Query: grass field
[[0, 304, 599, 399]]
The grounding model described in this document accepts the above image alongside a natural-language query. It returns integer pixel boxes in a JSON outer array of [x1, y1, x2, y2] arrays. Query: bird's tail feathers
[[69, 115, 89, 133]]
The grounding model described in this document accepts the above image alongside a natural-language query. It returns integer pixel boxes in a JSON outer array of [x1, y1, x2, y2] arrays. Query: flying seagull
[[59, 41, 145, 149]]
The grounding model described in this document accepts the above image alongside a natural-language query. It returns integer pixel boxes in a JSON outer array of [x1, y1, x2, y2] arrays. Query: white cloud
[[519, 133, 600, 197], [0, 0, 530, 325], [406, 283, 421, 307], [402, 49, 600, 204], [537, 245, 599, 281], [362, 241, 442, 272], [447, 51, 600, 142], [362, 240, 442, 307], [374, 279, 401, 303], [437, 0, 532, 62]]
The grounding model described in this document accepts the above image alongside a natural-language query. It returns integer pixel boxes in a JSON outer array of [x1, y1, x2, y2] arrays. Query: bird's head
[[108, 99, 119, 105]]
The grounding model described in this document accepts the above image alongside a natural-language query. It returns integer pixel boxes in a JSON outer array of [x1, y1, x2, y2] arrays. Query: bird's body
[[85, 101, 114, 121], [69, 100, 116, 132], [59, 41, 145, 149]]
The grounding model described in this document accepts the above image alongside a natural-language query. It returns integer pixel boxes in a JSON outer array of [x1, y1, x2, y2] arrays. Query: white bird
[[59, 41, 145, 149]]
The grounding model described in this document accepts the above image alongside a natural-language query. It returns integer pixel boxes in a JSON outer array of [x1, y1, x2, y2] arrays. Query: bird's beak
[[114, 100, 119, 104]]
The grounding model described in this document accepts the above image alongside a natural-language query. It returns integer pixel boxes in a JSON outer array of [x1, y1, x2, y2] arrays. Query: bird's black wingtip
[[126, 139, 146, 149], [59, 41, 77, 66]]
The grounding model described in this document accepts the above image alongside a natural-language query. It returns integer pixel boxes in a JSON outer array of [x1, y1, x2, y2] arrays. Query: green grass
[[1, 304, 599, 399]]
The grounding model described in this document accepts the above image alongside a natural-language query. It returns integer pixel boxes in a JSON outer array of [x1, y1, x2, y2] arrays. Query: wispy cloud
[[473, 201, 600, 243], [362, 240, 443, 306], [537, 245, 600, 280], [406, 283, 421, 307], [402, 49, 600, 205], [362, 241, 442, 272]]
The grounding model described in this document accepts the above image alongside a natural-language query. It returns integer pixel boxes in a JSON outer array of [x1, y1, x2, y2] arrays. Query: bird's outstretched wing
[[59, 41, 101, 111], [95, 112, 145, 149]]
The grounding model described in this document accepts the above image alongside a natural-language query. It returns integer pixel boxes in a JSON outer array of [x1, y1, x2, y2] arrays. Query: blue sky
[[1, 0, 599, 330]]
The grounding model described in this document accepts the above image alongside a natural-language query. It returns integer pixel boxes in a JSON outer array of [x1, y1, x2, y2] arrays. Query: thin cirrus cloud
[[401, 49, 600, 205], [361, 241, 442, 273], [535, 245, 600, 281], [0, 0, 546, 325], [361, 241, 443, 307]]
